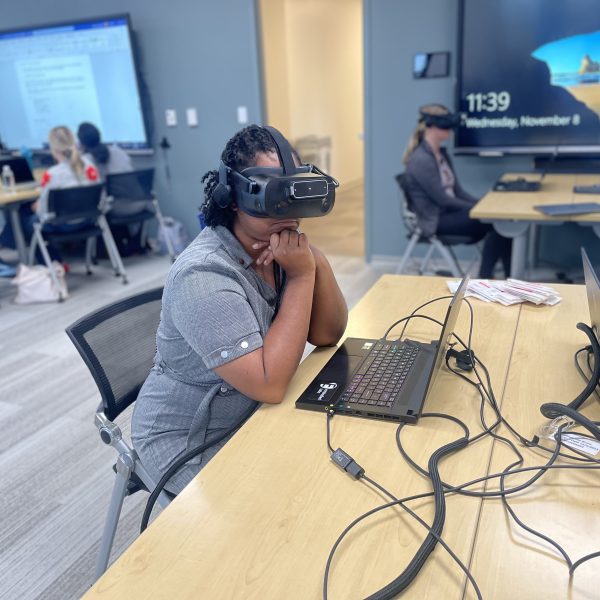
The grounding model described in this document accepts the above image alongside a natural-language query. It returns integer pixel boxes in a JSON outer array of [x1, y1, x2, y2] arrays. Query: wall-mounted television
[[456, 0, 600, 155], [0, 14, 150, 151]]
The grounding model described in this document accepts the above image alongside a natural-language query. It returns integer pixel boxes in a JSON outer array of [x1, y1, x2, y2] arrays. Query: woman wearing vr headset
[[131, 125, 347, 494], [403, 104, 511, 278]]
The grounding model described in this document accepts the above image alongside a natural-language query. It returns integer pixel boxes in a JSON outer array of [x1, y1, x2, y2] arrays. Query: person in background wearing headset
[[403, 104, 511, 278], [131, 125, 348, 494]]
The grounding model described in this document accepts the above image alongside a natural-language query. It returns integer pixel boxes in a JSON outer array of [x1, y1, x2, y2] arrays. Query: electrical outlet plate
[[165, 109, 177, 127]]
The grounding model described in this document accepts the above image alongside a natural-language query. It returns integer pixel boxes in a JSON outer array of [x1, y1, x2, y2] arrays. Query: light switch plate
[[237, 106, 248, 124], [165, 109, 177, 127], [186, 108, 198, 127]]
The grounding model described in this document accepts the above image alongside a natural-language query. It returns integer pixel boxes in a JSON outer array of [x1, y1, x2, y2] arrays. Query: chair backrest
[[65, 287, 163, 421], [106, 168, 154, 201], [394, 173, 420, 234], [47, 184, 104, 224]]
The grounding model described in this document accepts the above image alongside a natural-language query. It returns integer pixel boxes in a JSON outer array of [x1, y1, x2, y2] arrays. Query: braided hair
[[201, 125, 278, 228]]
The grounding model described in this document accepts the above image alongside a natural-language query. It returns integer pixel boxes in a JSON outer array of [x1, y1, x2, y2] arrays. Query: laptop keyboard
[[338, 342, 420, 409]]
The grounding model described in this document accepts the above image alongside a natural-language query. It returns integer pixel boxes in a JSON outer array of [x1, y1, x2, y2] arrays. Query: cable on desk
[[324, 411, 480, 600], [324, 297, 600, 597], [573, 345, 600, 403]]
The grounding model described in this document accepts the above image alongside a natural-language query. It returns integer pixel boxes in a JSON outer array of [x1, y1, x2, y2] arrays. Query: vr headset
[[419, 105, 462, 130], [212, 126, 339, 219]]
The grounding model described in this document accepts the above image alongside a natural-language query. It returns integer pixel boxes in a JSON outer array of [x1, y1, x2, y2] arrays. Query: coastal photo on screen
[[457, 0, 600, 153]]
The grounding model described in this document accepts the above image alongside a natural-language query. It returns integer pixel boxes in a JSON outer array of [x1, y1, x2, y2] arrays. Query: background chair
[[395, 173, 479, 277], [65, 286, 171, 581], [105, 168, 176, 261], [28, 184, 128, 299]]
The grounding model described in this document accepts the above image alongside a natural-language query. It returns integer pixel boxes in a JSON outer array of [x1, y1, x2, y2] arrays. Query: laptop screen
[[421, 275, 470, 404], [0, 157, 34, 183], [582, 248, 600, 342]]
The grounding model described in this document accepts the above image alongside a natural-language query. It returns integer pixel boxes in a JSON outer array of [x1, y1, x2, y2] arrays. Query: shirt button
[[221, 350, 228, 358], [220, 385, 228, 393], [239, 259, 245, 265], [241, 340, 249, 349]]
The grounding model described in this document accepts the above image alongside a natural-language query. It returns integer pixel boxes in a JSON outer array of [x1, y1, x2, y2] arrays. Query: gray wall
[[363, 0, 598, 269], [4, 0, 264, 238]]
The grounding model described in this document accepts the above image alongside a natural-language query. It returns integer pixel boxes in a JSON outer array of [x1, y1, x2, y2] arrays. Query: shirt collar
[[214, 225, 253, 269]]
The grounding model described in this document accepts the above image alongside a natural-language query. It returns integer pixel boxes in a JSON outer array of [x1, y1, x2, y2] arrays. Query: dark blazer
[[404, 141, 478, 237]]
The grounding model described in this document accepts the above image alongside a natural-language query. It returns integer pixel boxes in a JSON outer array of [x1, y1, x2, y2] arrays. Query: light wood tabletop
[[0, 168, 42, 206], [470, 172, 600, 223], [85, 275, 526, 600], [466, 284, 600, 600]]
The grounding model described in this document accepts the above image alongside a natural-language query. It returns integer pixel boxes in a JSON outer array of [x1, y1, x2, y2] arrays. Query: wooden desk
[[470, 173, 600, 279], [0, 169, 41, 263], [85, 275, 522, 599], [467, 284, 599, 599]]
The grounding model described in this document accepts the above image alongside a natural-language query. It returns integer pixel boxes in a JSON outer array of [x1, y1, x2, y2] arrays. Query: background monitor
[[0, 15, 149, 151], [456, 0, 600, 155]]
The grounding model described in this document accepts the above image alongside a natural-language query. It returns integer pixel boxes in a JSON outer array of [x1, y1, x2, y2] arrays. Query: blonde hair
[[402, 104, 450, 164], [48, 126, 86, 181]]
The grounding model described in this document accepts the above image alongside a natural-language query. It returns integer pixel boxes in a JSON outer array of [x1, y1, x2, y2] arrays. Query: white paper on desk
[[557, 433, 600, 456], [447, 280, 491, 302]]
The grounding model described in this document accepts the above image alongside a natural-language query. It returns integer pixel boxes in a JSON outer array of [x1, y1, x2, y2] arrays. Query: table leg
[[8, 205, 28, 264], [492, 221, 530, 279]]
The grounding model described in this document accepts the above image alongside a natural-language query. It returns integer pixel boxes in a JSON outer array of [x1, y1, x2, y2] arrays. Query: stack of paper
[[447, 279, 561, 306]]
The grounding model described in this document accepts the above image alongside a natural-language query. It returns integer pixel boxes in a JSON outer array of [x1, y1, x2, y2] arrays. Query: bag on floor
[[11, 262, 68, 304], [158, 217, 190, 256]]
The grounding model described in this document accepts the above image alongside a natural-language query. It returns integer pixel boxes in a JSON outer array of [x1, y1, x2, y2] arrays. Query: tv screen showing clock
[[456, 0, 600, 155], [0, 14, 149, 151]]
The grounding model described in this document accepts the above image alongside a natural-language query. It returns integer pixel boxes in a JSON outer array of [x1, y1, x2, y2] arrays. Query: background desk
[[85, 276, 597, 600], [470, 173, 600, 279], [0, 174, 41, 263]]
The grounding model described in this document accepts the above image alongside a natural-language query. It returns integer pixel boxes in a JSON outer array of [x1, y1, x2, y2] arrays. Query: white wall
[[259, 0, 364, 184]]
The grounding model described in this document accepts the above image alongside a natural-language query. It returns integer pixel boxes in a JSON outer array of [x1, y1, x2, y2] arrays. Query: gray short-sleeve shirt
[[131, 225, 278, 493]]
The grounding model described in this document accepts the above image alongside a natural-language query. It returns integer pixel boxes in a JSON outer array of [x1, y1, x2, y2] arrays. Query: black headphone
[[213, 161, 234, 208]]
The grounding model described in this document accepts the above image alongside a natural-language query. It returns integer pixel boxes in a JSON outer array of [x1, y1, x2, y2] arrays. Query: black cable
[[574, 345, 600, 402], [365, 414, 469, 600], [326, 413, 335, 454], [326, 413, 483, 600], [542, 323, 600, 419], [361, 475, 483, 600], [140, 402, 258, 533]]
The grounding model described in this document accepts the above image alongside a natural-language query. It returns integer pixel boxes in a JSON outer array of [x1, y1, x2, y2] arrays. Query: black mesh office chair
[[28, 184, 128, 299], [395, 173, 479, 276], [105, 168, 176, 261], [65, 287, 172, 580]]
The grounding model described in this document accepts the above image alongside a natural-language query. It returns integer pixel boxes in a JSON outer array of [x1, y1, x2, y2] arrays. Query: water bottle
[[1, 164, 15, 194]]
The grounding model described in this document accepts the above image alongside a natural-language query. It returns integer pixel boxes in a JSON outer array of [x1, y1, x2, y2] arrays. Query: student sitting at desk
[[404, 104, 511, 278], [30, 126, 99, 252], [77, 121, 133, 181], [131, 125, 348, 494], [17, 126, 99, 264]]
